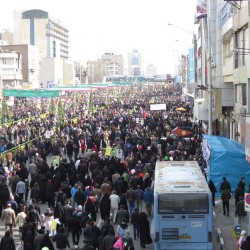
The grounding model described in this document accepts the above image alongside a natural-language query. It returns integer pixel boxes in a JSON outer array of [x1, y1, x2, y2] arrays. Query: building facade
[[176, 0, 250, 160], [0, 44, 39, 89], [87, 52, 124, 83], [0, 50, 22, 89], [127, 49, 141, 76], [13, 9, 69, 61]]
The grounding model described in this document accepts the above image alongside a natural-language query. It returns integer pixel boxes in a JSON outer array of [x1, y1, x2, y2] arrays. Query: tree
[[1, 98, 8, 124], [57, 97, 64, 127], [89, 91, 93, 113], [49, 98, 56, 115]]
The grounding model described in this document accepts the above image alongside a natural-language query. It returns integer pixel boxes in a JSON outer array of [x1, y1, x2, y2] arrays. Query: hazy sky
[[0, 0, 197, 74]]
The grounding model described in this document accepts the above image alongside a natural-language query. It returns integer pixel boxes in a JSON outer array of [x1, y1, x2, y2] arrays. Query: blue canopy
[[202, 135, 250, 194]]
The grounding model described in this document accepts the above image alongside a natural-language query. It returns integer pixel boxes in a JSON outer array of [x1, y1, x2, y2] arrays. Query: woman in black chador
[[138, 212, 152, 248]]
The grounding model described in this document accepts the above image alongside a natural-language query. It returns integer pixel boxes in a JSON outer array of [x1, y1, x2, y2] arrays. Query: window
[[53, 41, 56, 57], [158, 193, 209, 214], [235, 26, 249, 68]]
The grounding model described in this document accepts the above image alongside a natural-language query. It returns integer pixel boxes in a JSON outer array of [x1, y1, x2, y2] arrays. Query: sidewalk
[[214, 197, 244, 250]]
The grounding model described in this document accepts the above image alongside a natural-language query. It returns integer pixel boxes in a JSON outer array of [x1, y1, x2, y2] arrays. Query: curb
[[217, 228, 226, 250]]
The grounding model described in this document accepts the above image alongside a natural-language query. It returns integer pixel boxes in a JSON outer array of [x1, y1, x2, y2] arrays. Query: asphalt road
[[2, 153, 239, 250]]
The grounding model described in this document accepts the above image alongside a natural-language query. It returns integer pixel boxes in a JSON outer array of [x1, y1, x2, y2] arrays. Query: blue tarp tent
[[202, 135, 250, 194]]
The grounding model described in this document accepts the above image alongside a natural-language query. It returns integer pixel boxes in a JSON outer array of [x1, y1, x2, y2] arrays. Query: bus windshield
[[158, 193, 209, 214]]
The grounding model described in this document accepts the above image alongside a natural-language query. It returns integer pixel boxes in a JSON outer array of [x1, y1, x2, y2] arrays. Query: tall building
[[127, 49, 141, 76], [87, 52, 124, 83], [13, 9, 69, 60]]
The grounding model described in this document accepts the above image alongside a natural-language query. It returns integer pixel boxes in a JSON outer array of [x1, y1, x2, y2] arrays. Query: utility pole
[[206, 17, 213, 135]]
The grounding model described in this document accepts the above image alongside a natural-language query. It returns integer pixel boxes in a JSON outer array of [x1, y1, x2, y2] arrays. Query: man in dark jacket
[[116, 205, 130, 225], [221, 188, 231, 216], [34, 226, 46, 250], [22, 217, 35, 249], [52, 227, 70, 249], [235, 196, 247, 227], [134, 185, 144, 213], [101, 228, 116, 250], [63, 199, 74, 234], [235, 184, 244, 207], [0, 230, 15, 250], [69, 213, 81, 245], [126, 187, 135, 215], [220, 177, 231, 193], [79, 239, 95, 250], [74, 186, 85, 206], [100, 193, 111, 223]]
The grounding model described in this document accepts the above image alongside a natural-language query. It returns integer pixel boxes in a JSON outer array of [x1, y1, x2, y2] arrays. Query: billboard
[[196, 0, 207, 19]]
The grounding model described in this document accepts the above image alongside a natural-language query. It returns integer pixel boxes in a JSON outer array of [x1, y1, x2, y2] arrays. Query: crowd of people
[[0, 83, 207, 249]]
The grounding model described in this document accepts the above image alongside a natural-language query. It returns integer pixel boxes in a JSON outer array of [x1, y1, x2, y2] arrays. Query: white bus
[[154, 161, 213, 250]]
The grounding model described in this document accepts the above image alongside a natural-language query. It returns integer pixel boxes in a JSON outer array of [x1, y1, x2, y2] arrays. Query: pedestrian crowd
[[0, 83, 209, 249]]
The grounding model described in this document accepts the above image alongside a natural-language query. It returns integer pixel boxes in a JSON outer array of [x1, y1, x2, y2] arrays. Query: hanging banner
[[4, 89, 60, 97]]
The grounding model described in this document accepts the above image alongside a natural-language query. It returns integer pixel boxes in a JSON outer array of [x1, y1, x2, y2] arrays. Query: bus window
[[158, 193, 209, 214]]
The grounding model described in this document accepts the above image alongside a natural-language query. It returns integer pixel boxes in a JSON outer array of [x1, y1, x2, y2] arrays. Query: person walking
[[221, 187, 231, 216], [52, 227, 71, 249], [123, 230, 135, 250], [92, 184, 102, 213], [126, 187, 135, 215], [0, 230, 15, 250], [63, 199, 74, 235], [116, 205, 130, 226], [99, 193, 111, 227], [15, 177, 26, 200], [69, 213, 81, 246], [1, 203, 16, 235], [40, 232, 55, 250], [109, 190, 120, 224], [208, 179, 217, 207], [235, 196, 247, 227], [34, 226, 46, 250], [22, 217, 35, 250], [143, 187, 154, 216], [30, 183, 41, 204], [238, 177, 246, 194], [220, 177, 231, 193], [237, 230, 247, 250], [134, 185, 144, 213], [79, 239, 95, 250], [15, 206, 27, 240], [117, 217, 129, 239], [131, 207, 140, 240], [138, 212, 152, 248], [235, 184, 244, 207], [101, 228, 116, 250]]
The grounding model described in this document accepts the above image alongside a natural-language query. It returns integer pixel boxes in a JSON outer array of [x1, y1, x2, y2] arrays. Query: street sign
[[245, 193, 250, 212]]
